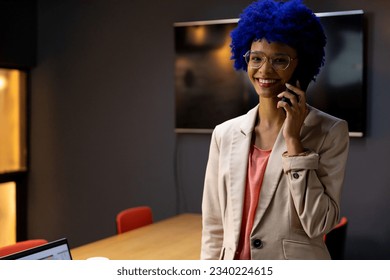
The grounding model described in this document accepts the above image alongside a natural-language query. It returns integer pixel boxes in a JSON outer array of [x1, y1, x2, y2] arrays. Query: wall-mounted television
[[174, 10, 365, 137]]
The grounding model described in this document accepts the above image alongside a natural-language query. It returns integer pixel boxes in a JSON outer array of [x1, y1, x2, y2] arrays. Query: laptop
[[0, 238, 73, 260]]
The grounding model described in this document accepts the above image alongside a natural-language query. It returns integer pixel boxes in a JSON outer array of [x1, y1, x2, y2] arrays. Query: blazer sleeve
[[201, 127, 224, 260], [282, 119, 349, 238]]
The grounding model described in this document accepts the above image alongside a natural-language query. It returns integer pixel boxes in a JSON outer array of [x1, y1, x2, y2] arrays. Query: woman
[[201, 0, 349, 260]]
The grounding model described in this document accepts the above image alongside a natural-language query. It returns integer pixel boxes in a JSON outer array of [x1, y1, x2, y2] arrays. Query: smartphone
[[281, 73, 300, 106]]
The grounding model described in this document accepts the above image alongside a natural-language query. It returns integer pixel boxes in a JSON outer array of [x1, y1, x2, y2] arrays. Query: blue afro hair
[[230, 0, 326, 89]]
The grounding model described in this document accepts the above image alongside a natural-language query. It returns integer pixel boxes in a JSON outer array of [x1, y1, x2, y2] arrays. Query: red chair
[[324, 217, 348, 259], [0, 239, 48, 257], [116, 206, 153, 234]]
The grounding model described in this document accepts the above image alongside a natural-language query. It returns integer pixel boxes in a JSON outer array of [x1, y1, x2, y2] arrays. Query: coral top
[[235, 145, 271, 260]]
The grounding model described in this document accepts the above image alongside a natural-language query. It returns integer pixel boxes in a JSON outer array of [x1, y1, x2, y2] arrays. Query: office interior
[[0, 0, 389, 260]]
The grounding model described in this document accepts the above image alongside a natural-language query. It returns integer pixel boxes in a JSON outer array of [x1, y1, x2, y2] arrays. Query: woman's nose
[[257, 58, 274, 73]]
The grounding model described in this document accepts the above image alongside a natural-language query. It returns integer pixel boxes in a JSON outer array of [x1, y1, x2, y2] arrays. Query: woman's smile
[[256, 78, 279, 88]]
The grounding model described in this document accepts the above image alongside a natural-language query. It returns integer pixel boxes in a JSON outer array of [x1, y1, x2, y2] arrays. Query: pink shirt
[[235, 145, 271, 260]]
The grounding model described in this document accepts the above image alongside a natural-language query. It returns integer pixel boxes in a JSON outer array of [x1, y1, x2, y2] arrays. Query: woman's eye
[[251, 56, 263, 62], [273, 57, 289, 64]]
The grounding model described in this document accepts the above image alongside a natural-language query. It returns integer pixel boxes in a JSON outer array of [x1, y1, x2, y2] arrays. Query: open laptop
[[0, 238, 72, 260]]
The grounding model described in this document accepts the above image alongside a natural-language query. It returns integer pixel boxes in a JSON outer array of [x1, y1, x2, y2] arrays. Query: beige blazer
[[201, 105, 349, 260]]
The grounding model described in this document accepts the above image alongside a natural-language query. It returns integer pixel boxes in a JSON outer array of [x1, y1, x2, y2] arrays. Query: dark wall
[[29, 0, 390, 259]]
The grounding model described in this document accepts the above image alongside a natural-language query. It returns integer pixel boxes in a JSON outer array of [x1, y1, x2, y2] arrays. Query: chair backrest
[[324, 216, 348, 259], [0, 239, 48, 257], [116, 206, 153, 234]]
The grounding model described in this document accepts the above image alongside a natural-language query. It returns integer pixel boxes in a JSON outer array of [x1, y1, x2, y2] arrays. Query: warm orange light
[[193, 26, 206, 45], [0, 182, 16, 247], [214, 38, 234, 69], [0, 69, 27, 173], [187, 26, 207, 46], [0, 75, 7, 91]]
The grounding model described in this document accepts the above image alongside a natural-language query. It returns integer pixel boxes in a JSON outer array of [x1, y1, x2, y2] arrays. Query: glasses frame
[[243, 50, 297, 71]]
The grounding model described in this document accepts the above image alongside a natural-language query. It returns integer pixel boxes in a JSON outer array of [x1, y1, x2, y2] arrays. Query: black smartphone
[[282, 73, 299, 106]]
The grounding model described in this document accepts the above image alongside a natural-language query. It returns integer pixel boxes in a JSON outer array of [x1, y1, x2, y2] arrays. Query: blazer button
[[253, 239, 263, 249], [293, 172, 300, 179]]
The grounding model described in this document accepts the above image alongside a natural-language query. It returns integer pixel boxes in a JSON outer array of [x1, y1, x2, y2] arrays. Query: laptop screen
[[0, 238, 72, 260]]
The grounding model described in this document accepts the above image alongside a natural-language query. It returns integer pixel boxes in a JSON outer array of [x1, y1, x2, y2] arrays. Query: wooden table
[[71, 213, 202, 260]]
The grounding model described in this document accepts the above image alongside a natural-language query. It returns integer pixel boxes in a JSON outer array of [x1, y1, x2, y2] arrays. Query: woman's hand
[[277, 82, 309, 156]]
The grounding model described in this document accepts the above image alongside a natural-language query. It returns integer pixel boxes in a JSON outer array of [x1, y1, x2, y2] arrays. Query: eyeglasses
[[243, 50, 297, 71]]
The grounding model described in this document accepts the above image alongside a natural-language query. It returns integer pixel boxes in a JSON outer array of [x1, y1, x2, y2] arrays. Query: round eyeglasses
[[243, 50, 297, 71]]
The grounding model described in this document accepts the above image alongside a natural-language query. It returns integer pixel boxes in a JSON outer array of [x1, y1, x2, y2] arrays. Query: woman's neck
[[257, 97, 285, 128], [253, 98, 285, 150]]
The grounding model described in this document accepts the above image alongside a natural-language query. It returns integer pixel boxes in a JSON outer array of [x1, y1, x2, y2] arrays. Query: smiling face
[[247, 40, 298, 101]]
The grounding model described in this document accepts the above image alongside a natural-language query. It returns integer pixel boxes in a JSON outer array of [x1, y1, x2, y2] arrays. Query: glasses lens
[[271, 55, 291, 70], [245, 51, 266, 69]]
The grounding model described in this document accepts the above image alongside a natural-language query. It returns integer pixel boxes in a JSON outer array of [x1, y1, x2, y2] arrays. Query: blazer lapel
[[252, 124, 286, 230], [229, 106, 258, 241]]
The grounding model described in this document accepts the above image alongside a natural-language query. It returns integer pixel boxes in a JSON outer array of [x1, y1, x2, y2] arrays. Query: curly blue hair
[[230, 0, 326, 90]]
